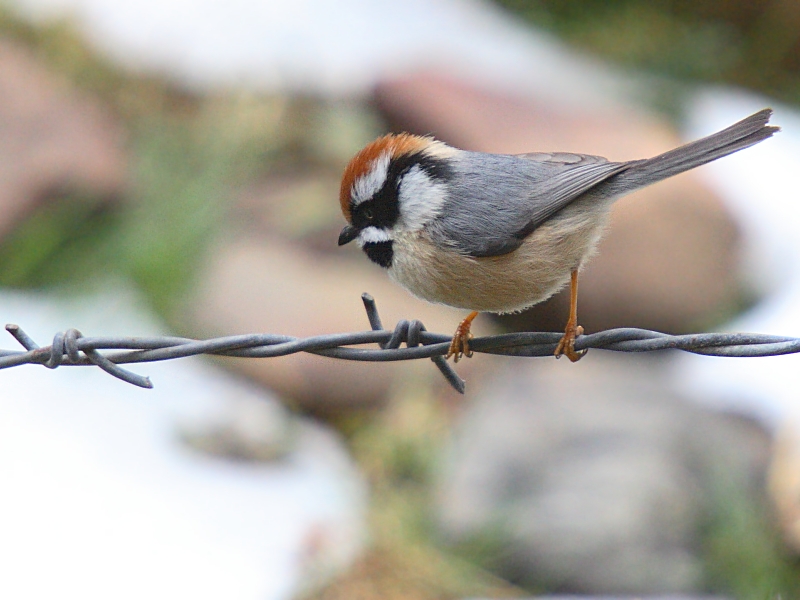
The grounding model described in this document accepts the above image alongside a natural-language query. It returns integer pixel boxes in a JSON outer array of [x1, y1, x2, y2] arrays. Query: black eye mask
[[350, 152, 453, 232]]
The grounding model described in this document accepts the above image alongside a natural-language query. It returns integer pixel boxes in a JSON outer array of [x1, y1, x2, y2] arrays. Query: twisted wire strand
[[2, 293, 799, 394]]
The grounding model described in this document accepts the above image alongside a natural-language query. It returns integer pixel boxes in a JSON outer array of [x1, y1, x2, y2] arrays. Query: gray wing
[[428, 151, 630, 257]]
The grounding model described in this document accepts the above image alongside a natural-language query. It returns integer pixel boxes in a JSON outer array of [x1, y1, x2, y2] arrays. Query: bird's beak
[[338, 224, 358, 246]]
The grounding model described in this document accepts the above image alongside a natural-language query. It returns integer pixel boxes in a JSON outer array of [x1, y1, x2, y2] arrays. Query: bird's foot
[[446, 311, 478, 363], [554, 322, 587, 363]]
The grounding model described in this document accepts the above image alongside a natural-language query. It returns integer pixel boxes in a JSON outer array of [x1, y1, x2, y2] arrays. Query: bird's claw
[[446, 331, 473, 363], [555, 323, 586, 362], [446, 313, 478, 363]]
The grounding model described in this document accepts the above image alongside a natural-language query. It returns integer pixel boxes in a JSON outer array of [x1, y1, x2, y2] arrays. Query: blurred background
[[0, 0, 799, 598]]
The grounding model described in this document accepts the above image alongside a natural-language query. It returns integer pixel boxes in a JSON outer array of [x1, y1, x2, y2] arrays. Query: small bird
[[337, 109, 778, 362]]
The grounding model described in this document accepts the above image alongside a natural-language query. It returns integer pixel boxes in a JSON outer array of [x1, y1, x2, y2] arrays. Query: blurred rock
[[188, 232, 490, 415], [0, 38, 126, 241], [436, 354, 771, 595], [234, 171, 346, 244], [769, 419, 800, 554], [375, 74, 741, 334]]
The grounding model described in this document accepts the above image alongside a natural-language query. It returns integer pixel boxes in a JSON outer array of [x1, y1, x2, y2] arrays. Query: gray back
[[428, 151, 628, 257]]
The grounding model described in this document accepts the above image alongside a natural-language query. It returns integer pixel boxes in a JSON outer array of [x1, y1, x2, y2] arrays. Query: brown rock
[[375, 73, 741, 333], [0, 38, 127, 240], [769, 421, 800, 554]]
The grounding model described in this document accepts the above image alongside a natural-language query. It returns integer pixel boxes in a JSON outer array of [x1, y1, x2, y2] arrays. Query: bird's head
[[338, 133, 456, 268]]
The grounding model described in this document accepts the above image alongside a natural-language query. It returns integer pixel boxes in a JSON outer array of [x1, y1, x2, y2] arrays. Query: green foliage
[[0, 193, 119, 289], [121, 112, 251, 315], [702, 469, 800, 599], [495, 0, 800, 105]]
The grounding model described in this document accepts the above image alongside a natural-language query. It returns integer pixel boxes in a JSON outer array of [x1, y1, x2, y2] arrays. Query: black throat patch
[[362, 241, 394, 268]]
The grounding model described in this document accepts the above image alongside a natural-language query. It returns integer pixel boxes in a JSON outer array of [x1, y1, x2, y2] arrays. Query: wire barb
[[361, 293, 465, 393], [2, 293, 799, 394]]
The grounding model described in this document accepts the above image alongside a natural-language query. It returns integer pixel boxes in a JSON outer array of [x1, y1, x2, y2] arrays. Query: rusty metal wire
[[2, 293, 800, 394]]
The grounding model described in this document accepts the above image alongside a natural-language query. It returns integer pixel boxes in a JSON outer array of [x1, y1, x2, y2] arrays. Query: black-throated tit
[[338, 109, 778, 362]]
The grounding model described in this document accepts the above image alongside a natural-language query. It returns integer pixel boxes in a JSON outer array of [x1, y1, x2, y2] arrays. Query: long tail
[[608, 108, 778, 194]]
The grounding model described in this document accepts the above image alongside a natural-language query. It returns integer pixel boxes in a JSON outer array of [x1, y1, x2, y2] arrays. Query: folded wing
[[429, 151, 629, 257]]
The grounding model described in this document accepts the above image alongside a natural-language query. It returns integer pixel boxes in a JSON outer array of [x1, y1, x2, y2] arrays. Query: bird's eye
[[363, 207, 374, 221]]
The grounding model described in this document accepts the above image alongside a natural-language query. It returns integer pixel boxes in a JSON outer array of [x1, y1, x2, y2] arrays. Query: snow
[[0, 287, 366, 600], [4, 0, 626, 105], [674, 90, 800, 427]]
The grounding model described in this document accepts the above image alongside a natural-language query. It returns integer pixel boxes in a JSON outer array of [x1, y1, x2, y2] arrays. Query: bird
[[337, 109, 778, 363]]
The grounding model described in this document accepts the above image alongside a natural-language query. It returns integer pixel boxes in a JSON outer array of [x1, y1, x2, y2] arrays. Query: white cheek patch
[[397, 165, 448, 231], [357, 226, 392, 247], [351, 152, 391, 206]]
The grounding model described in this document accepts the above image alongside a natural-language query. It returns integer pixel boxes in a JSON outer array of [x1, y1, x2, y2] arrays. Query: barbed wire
[[2, 292, 800, 394]]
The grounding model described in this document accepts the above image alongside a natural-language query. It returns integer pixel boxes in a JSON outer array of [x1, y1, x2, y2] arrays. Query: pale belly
[[388, 206, 610, 313]]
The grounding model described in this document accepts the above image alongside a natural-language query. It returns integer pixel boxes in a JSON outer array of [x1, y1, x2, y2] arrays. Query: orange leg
[[554, 269, 587, 362], [446, 311, 479, 363]]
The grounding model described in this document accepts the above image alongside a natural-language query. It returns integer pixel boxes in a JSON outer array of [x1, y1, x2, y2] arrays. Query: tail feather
[[610, 108, 778, 193]]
